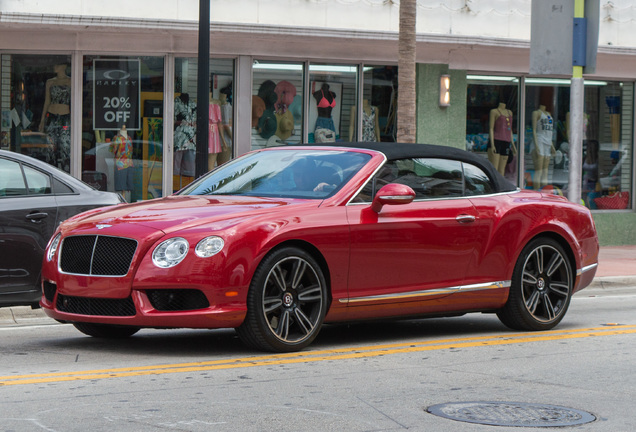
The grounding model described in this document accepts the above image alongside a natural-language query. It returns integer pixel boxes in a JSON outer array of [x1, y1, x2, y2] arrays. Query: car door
[[0, 157, 58, 302], [345, 158, 485, 305]]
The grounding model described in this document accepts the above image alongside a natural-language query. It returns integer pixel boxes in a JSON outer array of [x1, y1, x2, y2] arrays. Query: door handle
[[456, 214, 476, 224], [26, 212, 48, 222]]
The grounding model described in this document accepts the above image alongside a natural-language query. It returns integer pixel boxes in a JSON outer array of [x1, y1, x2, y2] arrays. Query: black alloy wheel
[[497, 237, 573, 331], [237, 247, 328, 352]]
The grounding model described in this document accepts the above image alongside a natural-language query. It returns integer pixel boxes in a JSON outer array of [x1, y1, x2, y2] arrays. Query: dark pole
[[195, 0, 210, 178]]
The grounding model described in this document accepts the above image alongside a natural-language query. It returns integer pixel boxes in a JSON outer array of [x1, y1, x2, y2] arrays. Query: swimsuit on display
[[50, 85, 71, 105], [362, 106, 377, 141], [208, 103, 222, 154], [316, 90, 336, 109], [493, 111, 512, 142], [536, 111, 554, 157]]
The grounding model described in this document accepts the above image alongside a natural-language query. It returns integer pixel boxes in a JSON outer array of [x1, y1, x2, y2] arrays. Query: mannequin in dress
[[349, 99, 380, 141], [532, 105, 556, 189], [488, 103, 516, 175], [109, 125, 133, 202], [217, 91, 233, 165], [208, 96, 225, 170], [39, 63, 71, 171]]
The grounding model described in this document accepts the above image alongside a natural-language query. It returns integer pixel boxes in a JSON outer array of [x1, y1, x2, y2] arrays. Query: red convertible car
[[41, 143, 599, 352]]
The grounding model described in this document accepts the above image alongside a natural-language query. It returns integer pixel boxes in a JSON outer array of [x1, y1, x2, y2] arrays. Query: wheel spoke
[[263, 296, 283, 314], [546, 253, 565, 277], [549, 282, 570, 297], [534, 248, 544, 274], [523, 271, 538, 285], [270, 264, 288, 293], [544, 295, 556, 320], [525, 290, 541, 314], [294, 308, 314, 335], [275, 309, 291, 339], [298, 284, 322, 302], [290, 259, 307, 290]]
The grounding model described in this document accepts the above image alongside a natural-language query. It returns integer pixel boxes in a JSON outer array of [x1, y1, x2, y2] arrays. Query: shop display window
[[1, 54, 72, 172], [251, 61, 304, 150], [81, 55, 163, 202], [308, 64, 358, 143], [524, 80, 633, 210], [173, 58, 234, 192], [465, 76, 520, 185], [362, 66, 398, 142]]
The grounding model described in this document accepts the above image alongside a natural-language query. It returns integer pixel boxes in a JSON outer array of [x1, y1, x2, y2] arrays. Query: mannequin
[[313, 83, 336, 133], [39, 63, 71, 171], [109, 125, 133, 202], [173, 93, 196, 182], [208, 96, 225, 170], [218, 91, 232, 165], [532, 105, 556, 189], [488, 103, 516, 175], [349, 99, 380, 142]]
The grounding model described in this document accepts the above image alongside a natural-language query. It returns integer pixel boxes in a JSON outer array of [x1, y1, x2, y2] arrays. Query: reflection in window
[[0, 54, 72, 172], [173, 58, 234, 191], [465, 76, 519, 185], [308, 64, 358, 143], [81, 55, 164, 202], [251, 61, 303, 150], [362, 66, 398, 142], [524, 80, 633, 210]]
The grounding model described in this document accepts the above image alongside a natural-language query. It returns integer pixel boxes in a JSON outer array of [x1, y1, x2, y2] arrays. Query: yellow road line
[[2, 325, 635, 386]]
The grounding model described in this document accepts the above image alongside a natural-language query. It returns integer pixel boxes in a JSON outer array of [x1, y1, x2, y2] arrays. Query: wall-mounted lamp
[[439, 74, 450, 107]]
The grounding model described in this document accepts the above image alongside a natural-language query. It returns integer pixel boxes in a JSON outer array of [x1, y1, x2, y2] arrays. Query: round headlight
[[152, 237, 189, 268], [47, 233, 62, 261], [195, 236, 225, 258]]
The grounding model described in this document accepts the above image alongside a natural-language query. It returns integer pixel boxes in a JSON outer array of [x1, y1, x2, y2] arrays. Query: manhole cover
[[427, 401, 596, 427]]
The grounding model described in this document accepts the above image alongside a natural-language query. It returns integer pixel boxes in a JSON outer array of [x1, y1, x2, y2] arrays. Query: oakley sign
[[93, 59, 141, 130]]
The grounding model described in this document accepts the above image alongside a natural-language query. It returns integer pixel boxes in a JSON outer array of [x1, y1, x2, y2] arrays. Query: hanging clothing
[[109, 133, 133, 170], [220, 103, 233, 149], [174, 96, 196, 151], [362, 106, 377, 141], [45, 113, 71, 172], [493, 111, 512, 142], [209, 103, 222, 154], [536, 111, 554, 156]]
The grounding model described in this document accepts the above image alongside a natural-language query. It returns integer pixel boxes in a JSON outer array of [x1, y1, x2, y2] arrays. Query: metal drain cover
[[427, 401, 596, 427]]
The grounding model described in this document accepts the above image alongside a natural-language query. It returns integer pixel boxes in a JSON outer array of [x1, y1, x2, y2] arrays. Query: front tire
[[497, 238, 573, 331], [73, 322, 140, 338], [237, 247, 328, 352]]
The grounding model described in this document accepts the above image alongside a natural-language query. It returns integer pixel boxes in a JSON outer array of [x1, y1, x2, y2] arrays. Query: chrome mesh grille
[[60, 235, 137, 276]]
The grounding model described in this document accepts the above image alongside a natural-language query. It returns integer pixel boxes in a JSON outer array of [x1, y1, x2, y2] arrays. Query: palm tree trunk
[[397, 0, 417, 143]]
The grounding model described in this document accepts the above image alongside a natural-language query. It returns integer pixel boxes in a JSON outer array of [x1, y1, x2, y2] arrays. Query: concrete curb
[[2, 277, 635, 328]]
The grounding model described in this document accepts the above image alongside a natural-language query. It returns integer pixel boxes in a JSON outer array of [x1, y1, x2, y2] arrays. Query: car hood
[[66, 195, 318, 234]]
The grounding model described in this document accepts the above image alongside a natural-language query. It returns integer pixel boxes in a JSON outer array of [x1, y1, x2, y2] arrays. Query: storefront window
[[173, 58, 234, 191], [251, 61, 303, 150], [524, 79, 633, 210], [308, 64, 358, 143], [81, 55, 163, 202], [1, 54, 72, 172], [362, 66, 398, 142], [466, 76, 520, 185]]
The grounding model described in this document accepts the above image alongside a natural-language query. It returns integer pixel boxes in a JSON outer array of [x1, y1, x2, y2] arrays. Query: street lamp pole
[[195, 0, 210, 179]]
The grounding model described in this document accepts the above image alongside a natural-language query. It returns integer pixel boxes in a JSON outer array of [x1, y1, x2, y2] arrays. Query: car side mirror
[[371, 183, 416, 213]]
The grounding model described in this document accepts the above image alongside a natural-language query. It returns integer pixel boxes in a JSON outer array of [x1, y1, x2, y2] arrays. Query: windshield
[[178, 149, 371, 199]]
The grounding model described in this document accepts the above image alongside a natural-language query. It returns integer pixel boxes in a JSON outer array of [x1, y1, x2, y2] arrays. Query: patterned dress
[[362, 106, 377, 141]]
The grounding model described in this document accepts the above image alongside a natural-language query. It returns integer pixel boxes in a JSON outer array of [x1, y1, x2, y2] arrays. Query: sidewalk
[[1, 246, 635, 327]]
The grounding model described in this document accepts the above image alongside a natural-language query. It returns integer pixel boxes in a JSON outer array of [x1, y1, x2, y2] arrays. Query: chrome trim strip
[[577, 263, 598, 277], [340, 280, 510, 304]]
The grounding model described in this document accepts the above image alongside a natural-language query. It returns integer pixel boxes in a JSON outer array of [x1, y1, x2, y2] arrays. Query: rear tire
[[73, 322, 140, 338], [497, 238, 573, 331], [237, 247, 328, 352]]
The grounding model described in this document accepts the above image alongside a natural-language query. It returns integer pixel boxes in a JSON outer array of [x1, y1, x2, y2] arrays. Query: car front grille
[[147, 289, 210, 311], [56, 294, 136, 316], [60, 235, 137, 276]]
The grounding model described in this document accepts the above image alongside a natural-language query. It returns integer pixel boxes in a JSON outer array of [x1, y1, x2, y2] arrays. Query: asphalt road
[[0, 285, 635, 431]]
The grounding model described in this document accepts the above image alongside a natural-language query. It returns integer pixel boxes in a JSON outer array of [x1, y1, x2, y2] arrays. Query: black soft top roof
[[303, 141, 517, 193]]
